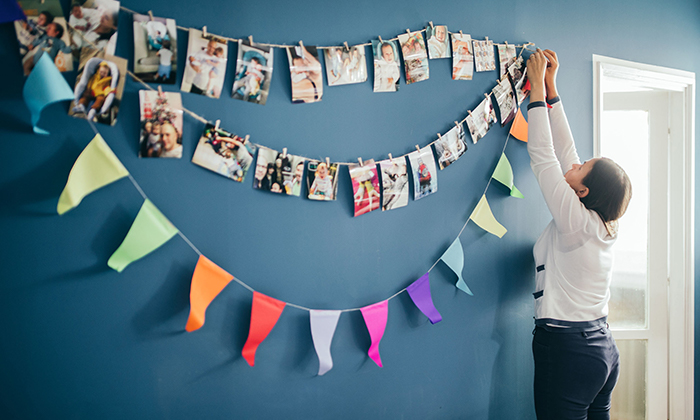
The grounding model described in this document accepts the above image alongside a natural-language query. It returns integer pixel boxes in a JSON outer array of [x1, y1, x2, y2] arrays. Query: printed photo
[[68, 54, 127, 126], [349, 161, 380, 216], [138, 90, 184, 158], [253, 146, 306, 196], [287, 45, 323, 103], [133, 13, 177, 84], [372, 39, 400, 92], [507, 57, 530, 105], [497, 43, 516, 77], [473, 39, 495, 72], [425, 24, 450, 59], [192, 124, 256, 180], [232, 40, 274, 105], [434, 124, 467, 169], [181, 29, 227, 98], [14, 0, 73, 76], [408, 147, 438, 200], [466, 96, 498, 144], [324, 45, 367, 86], [398, 31, 429, 84], [379, 158, 409, 211], [492, 78, 517, 126], [451, 33, 473, 81], [68, 0, 120, 61], [307, 159, 339, 201]]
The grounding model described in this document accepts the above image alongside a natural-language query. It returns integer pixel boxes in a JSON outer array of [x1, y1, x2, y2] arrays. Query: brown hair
[[580, 157, 632, 234]]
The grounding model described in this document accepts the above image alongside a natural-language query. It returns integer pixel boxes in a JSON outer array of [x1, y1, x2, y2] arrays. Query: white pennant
[[310, 310, 341, 376]]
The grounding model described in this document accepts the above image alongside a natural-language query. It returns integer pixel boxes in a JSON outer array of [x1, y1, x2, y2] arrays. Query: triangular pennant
[[57, 134, 129, 215], [242, 292, 286, 367], [406, 273, 443, 322], [360, 300, 388, 367], [23, 54, 74, 135], [107, 199, 179, 272], [1, 0, 26, 23], [469, 195, 507, 238], [439, 238, 473, 295], [492, 153, 524, 198], [185, 255, 234, 332], [310, 310, 342, 376], [509, 109, 528, 142]]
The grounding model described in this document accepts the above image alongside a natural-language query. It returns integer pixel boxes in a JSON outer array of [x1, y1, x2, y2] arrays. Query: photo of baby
[[191, 123, 256, 181], [232, 40, 274, 105], [68, 0, 120, 61], [379, 158, 409, 211], [426, 24, 450, 59], [133, 13, 177, 84], [451, 33, 473, 81], [323, 45, 367, 86], [68, 54, 126, 126], [507, 56, 530, 105], [408, 147, 438, 200], [497, 43, 516, 77], [15, 0, 73, 76], [492, 78, 517, 126], [181, 29, 227, 98], [371, 39, 400, 92], [434, 124, 468, 170], [138, 90, 184, 158], [307, 159, 339, 201], [473, 39, 496, 72], [286, 45, 323, 103], [349, 160, 380, 216], [253, 147, 306, 196], [466, 96, 498, 144], [398, 31, 429, 84]]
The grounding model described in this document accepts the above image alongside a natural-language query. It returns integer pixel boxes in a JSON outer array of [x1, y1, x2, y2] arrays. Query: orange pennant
[[185, 255, 234, 332], [242, 292, 286, 367], [509, 109, 528, 142]]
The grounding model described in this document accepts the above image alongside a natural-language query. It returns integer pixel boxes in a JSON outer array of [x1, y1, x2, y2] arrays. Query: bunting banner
[[57, 134, 129, 215], [509, 109, 528, 142], [360, 300, 388, 367], [185, 255, 234, 332], [439, 238, 472, 295], [469, 195, 507, 238], [492, 153, 524, 198], [107, 199, 179, 272], [406, 273, 443, 323], [242, 292, 286, 367], [309, 310, 342, 376], [22, 53, 74, 135]]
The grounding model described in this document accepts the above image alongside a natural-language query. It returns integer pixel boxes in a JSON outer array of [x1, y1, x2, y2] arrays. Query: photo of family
[[398, 31, 429, 84], [379, 158, 409, 211], [451, 33, 473, 81], [68, 54, 126, 126], [191, 123, 256, 181], [68, 0, 120, 62], [466, 96, 498, 144], [497, 43, 516, 77], [253, 147, 306, 195], [434, 124, 467, 170], [286, 45, 323, 103], [408, 147, 438, 200], [232, 40, 274, 105], [349, 161, 380, 216], [492, 78, 517, 126], [425, 24, 450, 59], [307, 159, 338, 201], [323, 45, 367, 86], [507, 56, 530, 105], [132, 13, 177, 84], [181, 29, 227, 98], [14, 0, 73, 76], [473, 39, 496, 72], [372, 39, 400, 92], [138, 90, 184, 158]]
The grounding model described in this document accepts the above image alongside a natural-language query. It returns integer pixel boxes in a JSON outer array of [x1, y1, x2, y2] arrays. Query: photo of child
[[286, 45, 323, 104], [68, 54, 126, 126], [232, 40, 274, 105], [323, 45, 367, 86], [434, 123, 468, 170], [67, 0, 120, 60], [451, 33, 473, 80], [181, 29, 227, 98], [492, 77, 517, 126], [466, 96, 498, 144], [497, 43, 516, 77], [307, 159, 339, 201], [426, 24, 450, 59], [398, 31, 429, 84], [408, 147, 438, 200], [14, 0, 73, 75], [473, 39, 496, 72], [133, 13, 177, 84], [192, 123, 257, 180], [349, 160, 380, 216], [379, 158, 409, 211], [372, 39, 400, 92], [138, 90, 184, 158], [253, 147, 306, 196], [507, 56, 530, 105]]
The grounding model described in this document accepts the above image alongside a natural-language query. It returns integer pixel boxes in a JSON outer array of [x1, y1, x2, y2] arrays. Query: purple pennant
[[1, 0, 25, 23], [406, 273, 442, 324]]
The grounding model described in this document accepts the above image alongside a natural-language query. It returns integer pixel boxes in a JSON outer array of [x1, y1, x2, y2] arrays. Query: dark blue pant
[[532, 326, 620, 420]]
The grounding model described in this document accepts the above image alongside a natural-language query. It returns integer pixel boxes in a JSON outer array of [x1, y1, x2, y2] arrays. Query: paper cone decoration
[[310, 310, 342, 376], [185, 255, 234, 332], [57, 134, 129, 215], [406, 273, 443, 322], [107, 199, 179, 272], [360, 300, 388, 367], [439, 238, 473, 295], [509, 109, 528, 142], [469, 195, 507, 238], [242, 292, 286, 367], [23, 54, 74, 135], [492, 153, 524, 198], [1, 0, 26, 23]]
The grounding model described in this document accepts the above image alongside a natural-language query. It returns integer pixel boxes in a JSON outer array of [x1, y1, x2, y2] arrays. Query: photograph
[[253, 146, 306, 196], [372, 39, 400, 92], [492, 78, 517, 126], [451, 33, 473, 80], [507, 56, 530, 105], [349, 160, 380, 216], [286, 45, 323, 103], [323, 45, 367, 86], [425, 24, 450, 59], [68, 54, 127, 126], [408, 147, 438, 200], [181, 28, 227, 98], [138, 90, 184, 158], [133, 13, 177, 84], [379, 158, 409, 211], [232, 40, 274, 105], [14, 0, 73, 76], [307, 159, 339, 201], [466, 95, 498, 144], [192, 124, 256, 180], [68, 0, 120, 62], [497, 43, 516, 77], [398, 31, 429, 84], [434, 123, 468, 170], [473, 39, 496, 72]]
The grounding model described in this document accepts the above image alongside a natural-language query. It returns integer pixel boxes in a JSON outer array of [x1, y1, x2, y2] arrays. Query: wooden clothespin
[[454, 121, 461, 128], [344, 41, 349, 51], [429, 21, 434, 29], [214, 119, 220, 131], [467, 110, 474, 118], [415, 145, 421, 153], [406, 29, 412, 36], [459, 30, 463, 36], [157, 85, 164, 98], [505, 40, 508, 46], [484, 93, 490, 100], [326, 157, 330, 167], [283, 147, 288, 159], [202, 26, 208, 38], [244, 134, 250, 143], [148, 11, 154, 21], [485, 36, 490, 44], [388, 153, 393, 161], [358, 157, 364, 167], [437, 133, 442, 140], [299, 40, 304, 48], [378, 36, 383, 43], [248, 35, 253, 45]]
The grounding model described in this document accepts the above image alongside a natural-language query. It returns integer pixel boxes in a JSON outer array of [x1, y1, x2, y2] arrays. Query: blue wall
[[1, 0, 699, 419]]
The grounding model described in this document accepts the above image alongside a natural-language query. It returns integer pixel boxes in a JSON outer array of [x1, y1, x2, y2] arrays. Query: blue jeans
[[532, 325, 620, 420]]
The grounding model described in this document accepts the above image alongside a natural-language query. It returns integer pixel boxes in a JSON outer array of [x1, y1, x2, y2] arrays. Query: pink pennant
[[242, 292, 286, 367], [360, 300, 389, 367]]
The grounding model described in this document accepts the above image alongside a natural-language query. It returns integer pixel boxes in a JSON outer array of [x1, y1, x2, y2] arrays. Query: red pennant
[[185, 255, 234, 332], [242, 292, 286, 366]]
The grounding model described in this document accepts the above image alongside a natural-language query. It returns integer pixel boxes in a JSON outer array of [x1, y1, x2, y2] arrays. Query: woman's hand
[[543, 49, 559, 99], [527, 49, 547, 102]]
